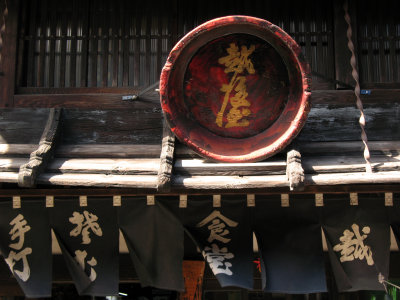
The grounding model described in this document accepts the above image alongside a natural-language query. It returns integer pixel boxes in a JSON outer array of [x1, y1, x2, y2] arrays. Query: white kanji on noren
[[5, 214, 32, 282], [69, 211, 103, 244], [74, 250, 98, 282], [196, 210, 238, 244], [333, 223, 374, 266], [202, 243, 234, 275]]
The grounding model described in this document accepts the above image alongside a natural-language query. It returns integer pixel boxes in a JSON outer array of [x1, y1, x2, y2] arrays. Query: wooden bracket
[[18, 108, 62, 187], [286, 148, 305, 191], [157, 119, 176, 192]]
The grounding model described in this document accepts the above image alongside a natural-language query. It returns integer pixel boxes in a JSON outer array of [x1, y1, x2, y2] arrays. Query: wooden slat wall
[[15, 0, 334, 93], [16, 0, 172, 90], [357, 0, 400, 88]]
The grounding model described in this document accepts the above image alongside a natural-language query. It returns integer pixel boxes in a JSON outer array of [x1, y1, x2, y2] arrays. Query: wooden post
[[0, 0, 19, 107]]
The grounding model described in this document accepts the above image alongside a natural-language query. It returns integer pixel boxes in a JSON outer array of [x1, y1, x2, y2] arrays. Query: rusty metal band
[[343, 0, 372, 173], [0, 0, 8, 73]]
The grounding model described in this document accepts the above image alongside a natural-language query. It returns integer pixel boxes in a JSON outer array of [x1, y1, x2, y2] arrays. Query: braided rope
[[343, 0, 372, 173], [0, 0, 8, 73]]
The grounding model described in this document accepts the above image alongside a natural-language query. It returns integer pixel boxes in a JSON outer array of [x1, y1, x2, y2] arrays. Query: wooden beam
[[174, 159, 286, 176], [0, 144, 36, 155], [1, 140, 399, 160], [172, 175, 289, 190], [48, 158, 159, 175], [305, 171, 400, 186], [157, 120, 176, 192], [286, 149, 304, 191], [56, 144, 162, 158], [0, 157, 28, 171], [37, 173, 158, 188], [0, 171, 18, 182], [0, 0, 19, 107], [297, 141, 400, 154], [303, 154, 400, 174], [311, 89, 400, 105], [18, 108, 61, 187], [10, 89, 400, 108], [13, 93, 159, 109]]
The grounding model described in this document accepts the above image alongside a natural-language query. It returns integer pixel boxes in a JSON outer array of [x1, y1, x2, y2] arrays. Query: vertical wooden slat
[[145, 6, 151, 86], [37, 0, 47, 87], [111, 0, 118, 87], [133, 2, 141, 86], [101, 0, 109, 87], [48, 0, 56, 87], [377, 2, 387, 83], [366, 1, 375, 83], [304, 2, 312, 68], [70, 0, 78, 87], [169, 0, 178, 51], [326, 0, 335, 88], [388, 0, 397, 82], [315, 4, 324, 76], [122, 0, 129, 86], [156, 3, 162, 79], [177, 0, 184, 39], [59, 0, 67, 88], [334, 0, 356, 88], [90, 0, 99, 87], [80, 0, 89, 87], [26, 0, 37, 87], [16, 0, 28, 88], [0, 0, 19, 107]]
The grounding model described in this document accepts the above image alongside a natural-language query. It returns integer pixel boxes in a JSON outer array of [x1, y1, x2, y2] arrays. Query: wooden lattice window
[[16, 0, 335, 92], [17, 0, 173, 89], [357, 0, 400, 88]]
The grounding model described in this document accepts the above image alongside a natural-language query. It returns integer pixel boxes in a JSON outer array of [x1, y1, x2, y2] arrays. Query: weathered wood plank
[[0, 144, 37, 155], [174, 159, 286, 176], [56, 144, 162, 158], [305, 171, 400, 186], [18, 108, 62, 187], [297, 102, 400, 142], [311, 89, 400, 105], [303, 154, 400, 174], [297, 141, 400, 154], [172, 175, 289, 189], [61, 109, 163, 144], [48, 158, 159, 175], [37, 173, 158, 188], [0, 171, 18, 182], [0, 157, 28, 171], [0, 109, 49, 143]]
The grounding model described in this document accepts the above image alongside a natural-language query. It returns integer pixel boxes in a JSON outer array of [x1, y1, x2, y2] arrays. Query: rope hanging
[[343, 0, 372, 173], [0, 0, 8, 74]]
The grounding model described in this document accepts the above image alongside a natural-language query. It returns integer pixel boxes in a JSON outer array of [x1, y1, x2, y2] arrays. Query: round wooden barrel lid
[[160, 16, 311, 163]]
